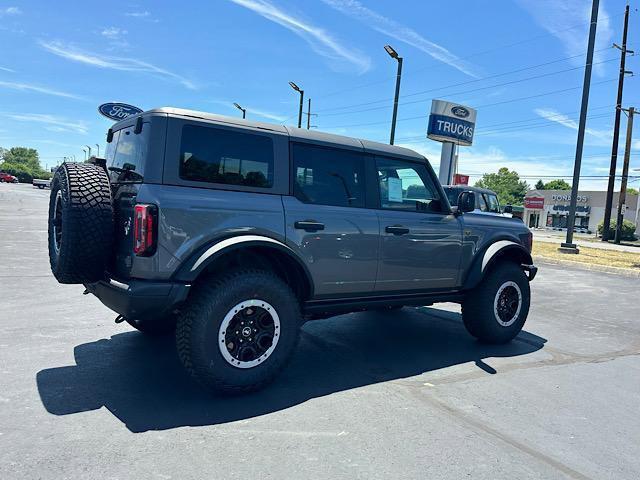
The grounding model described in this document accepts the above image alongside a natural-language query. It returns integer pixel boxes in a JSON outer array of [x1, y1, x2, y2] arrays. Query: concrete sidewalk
[[532, 229, 640, 253]]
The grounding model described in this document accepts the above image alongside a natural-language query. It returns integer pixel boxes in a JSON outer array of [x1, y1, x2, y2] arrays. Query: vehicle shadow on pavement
[[36, 307, 546, 433]]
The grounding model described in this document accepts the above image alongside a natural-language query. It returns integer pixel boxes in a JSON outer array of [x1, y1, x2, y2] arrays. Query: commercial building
[[523, 190, 638, 234]]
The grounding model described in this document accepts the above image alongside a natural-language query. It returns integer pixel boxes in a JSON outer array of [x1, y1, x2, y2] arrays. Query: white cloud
[[229, 0, 370, 73], [534, 107, 610, 139], [3, 113, 88, 134], [516, 0, 613, 77], [125, 11, 150, 18], [0, 80, 86, 100], [101, 27, 127, 40], [0, 66, 15, 73], [322, 0, 478, 78], [1, 6, 21, 16], [39, 40, 197, 90]]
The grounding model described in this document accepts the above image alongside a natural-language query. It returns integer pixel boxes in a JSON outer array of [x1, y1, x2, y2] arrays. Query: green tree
[[543, 179, 571, 190], [627, 187, 638, 195], [0, 146, 50, 183], [474, 167, 529, 206], [534, 180, 545, 190]]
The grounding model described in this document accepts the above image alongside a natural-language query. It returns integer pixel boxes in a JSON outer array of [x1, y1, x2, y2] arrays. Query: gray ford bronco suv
[[48, 107, 537, 394]]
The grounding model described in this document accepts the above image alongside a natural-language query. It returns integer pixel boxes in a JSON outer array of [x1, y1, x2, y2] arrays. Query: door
[[283, 143, 379, 296], [374, 157, 463, 292]]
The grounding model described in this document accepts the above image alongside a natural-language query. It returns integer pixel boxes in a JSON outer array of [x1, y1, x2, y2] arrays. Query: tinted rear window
[[106, 124, 148, 182], [292, 143, 366, 208], [179, 125, 274, 188]]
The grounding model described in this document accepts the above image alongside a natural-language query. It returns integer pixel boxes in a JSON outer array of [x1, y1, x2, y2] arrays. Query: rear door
[[283, 143, 379, 296], [106, 123, 149, 279], [374, 157, 463, 292]]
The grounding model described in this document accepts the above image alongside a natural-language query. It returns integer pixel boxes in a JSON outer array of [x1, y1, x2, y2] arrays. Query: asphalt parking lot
[[1, 182, 639, 480]]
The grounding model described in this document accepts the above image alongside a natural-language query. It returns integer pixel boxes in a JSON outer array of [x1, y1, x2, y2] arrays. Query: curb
[[534, 256, 640, 278]]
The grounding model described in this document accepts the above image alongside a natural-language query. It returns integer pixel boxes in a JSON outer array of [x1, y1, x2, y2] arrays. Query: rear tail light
[[133, 204, 157, 256]]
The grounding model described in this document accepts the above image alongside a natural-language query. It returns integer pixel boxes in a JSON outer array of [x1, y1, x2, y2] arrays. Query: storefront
[[523, 190, 638, 234]]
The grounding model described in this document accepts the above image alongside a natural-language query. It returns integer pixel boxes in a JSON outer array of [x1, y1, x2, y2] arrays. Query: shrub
[[0, 162, 52, 183], [597, 219, 637, 241]]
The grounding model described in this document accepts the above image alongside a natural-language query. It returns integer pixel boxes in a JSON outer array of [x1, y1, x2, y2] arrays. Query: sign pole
[[438, 142, 455, 185]]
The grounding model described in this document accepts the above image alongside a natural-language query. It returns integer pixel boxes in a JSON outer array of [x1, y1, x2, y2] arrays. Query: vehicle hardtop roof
[[119, 107, 425, 163], [444, 185, 496, 195]]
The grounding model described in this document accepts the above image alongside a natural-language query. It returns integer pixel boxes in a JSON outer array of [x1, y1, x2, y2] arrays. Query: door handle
[[294, 220, 325, 232], [385, 225, 410, 235]]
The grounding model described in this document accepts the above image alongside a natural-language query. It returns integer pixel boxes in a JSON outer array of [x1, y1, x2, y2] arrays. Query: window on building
[[377, 158, 443, 213], [292, 143, 366, 207], [180, 125, 274, 188]]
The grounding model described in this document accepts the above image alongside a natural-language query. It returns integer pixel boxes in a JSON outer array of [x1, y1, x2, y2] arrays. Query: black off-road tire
[[126, 315, 178, 336], [461, 261, 530, 344], [48, 162, 114, 284], [176, 269, 301, 395]]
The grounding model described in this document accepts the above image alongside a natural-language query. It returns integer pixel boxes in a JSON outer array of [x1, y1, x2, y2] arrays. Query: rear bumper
[[85, 278, 190, 321]]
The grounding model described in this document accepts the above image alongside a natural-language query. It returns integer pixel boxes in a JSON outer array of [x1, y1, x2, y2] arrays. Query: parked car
[[47, 107, 536, 394], [33, 178, 51, 189], [0, 172, 19, 183], [444, 185, 514, 217]]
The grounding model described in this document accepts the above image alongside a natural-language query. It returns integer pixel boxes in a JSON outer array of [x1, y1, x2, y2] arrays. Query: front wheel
[[461, 262, 530, 344], [176, 269, 301, 394]]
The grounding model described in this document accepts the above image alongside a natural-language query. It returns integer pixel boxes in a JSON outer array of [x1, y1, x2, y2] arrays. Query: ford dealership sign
[[427, 100, 477, 146], [98, 103, 143, 122]]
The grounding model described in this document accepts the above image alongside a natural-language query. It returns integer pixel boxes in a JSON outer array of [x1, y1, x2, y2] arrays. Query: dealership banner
[[427, 100, 477, 146]]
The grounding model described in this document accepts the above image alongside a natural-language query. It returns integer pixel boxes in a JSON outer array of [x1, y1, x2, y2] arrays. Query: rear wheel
[[462, 262, 530, 344], [48, 163, 113, 284], [176, 269, 301, 394]]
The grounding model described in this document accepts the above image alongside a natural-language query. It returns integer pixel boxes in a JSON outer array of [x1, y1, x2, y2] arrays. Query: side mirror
[[458, 191, 476, 213], [504, 205, 513, 214]]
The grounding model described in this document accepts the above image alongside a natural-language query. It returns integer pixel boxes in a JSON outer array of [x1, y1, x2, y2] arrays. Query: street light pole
[[384, 45, 403, 145], [560, 0, 599, 254], [84, 145, 92, 158], [289, 82, 304, 128], [95, 144, 100, 157], [233, 102, 246, 119], [82, 149, 87, 161]]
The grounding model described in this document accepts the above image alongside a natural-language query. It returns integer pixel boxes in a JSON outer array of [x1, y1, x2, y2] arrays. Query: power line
[[316, 48, 614, 115], [322, 77, 621, 129], [316, 10, 626, 101]]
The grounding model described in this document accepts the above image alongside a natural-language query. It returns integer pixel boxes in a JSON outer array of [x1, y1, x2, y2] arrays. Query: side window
[[476, 193, 488, 211], [377, 158, 444, 213], [292, 143, 366, 208], [107, 126, 147, 182], [486, 194, 500, 213], [180, 124, 274, 188]]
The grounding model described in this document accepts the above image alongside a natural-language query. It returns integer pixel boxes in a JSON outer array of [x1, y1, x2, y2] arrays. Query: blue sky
[[0, 0, 639, 189]]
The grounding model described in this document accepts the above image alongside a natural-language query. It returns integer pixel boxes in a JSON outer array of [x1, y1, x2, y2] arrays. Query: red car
[[0, 172, 19, 183]]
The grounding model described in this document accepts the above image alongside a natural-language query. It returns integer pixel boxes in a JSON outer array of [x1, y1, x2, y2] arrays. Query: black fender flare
[[462, 240, 534, 290], [173, 234, 315, 295]]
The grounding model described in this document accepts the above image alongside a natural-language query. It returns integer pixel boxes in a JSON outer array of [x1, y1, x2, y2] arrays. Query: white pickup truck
[[33, 178, 51, 189]]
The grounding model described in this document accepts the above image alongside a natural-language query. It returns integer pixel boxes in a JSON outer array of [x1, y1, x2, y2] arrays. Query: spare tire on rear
[[48, 163, 114, 284]]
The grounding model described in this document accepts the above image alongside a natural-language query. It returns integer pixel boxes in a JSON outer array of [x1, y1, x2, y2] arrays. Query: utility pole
[[615, 106, 634, 244], [384, 45, 403, 145], [289, 82, 304, 128], [307, 98, 311, 129], [602, 4, 633, 241], [560, 0, 599, 254]]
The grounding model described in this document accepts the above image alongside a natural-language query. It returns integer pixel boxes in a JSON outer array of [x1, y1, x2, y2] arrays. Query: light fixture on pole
[[82, 149, 87, 161], [384, 44, 403, 145], [233, 102, 246, 119], [84, 145, 92, 158], [289, 81, 304, 128]]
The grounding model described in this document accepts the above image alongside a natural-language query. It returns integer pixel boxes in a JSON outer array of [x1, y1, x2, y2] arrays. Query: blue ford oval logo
[[98, 103, 143, 122], [451, 106, 469, 118]]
